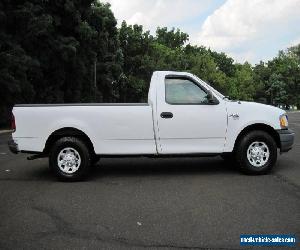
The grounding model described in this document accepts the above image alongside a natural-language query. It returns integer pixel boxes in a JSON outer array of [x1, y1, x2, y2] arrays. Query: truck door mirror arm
[[207, 90, 220, 105]]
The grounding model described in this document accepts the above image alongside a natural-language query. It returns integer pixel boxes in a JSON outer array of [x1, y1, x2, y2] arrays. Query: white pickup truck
[[9, 71, 294, 181]]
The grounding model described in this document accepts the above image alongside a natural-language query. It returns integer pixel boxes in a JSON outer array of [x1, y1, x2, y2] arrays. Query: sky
[[104, 0, 300, 64]]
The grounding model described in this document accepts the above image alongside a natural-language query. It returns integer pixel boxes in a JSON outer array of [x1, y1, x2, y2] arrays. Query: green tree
[[267, 47, 300, 107], [229, 63, 255, 101], [0, 0, 122, 126], [118, 21, 154, 102], [253, 61, 271, 103], [267, 73, 287, 106], [155, 27, 189, 49], [209, 50, 235, 77]]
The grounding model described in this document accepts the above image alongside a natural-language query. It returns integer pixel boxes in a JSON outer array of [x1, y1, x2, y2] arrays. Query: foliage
[[119, 22, 299, 107], [0, 1, 299, 127], [0, 0, 121, 126]]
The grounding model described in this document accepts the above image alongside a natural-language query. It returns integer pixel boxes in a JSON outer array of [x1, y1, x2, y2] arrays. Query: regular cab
[[8, 71, 295, 181]]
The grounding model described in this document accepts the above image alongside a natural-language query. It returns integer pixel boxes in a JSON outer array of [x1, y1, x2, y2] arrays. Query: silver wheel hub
[[247, 141, 270, 168], [57, 147, 81, 174]]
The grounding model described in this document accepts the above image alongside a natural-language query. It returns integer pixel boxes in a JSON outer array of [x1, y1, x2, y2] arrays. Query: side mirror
[[206, 90, 219, 105]]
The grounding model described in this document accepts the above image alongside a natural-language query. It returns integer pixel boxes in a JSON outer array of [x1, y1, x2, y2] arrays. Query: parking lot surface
[[0, 113, 299, 249]]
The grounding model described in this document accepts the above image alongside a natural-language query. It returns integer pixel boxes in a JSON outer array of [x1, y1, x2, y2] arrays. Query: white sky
[[104, 0, 300, 64]]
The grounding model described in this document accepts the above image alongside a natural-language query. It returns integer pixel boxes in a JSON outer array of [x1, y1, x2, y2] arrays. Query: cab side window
[[165, 78, 209, 104]]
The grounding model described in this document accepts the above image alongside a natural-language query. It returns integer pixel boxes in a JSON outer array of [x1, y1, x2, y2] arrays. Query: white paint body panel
[[13, 105, 156, 154], [224, 101, 284, 152], [12, 71, 286, 155], [153, 72, 227, 153]]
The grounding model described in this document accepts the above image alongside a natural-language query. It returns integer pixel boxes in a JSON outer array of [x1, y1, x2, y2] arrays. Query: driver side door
[[157, 75, 227, 154]]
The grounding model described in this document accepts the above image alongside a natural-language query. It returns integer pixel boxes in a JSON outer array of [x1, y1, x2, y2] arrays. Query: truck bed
[[13, 104, 156, 154]]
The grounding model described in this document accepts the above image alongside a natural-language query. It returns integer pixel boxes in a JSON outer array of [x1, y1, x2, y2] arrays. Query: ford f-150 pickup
[[8, 71, 295, 181]]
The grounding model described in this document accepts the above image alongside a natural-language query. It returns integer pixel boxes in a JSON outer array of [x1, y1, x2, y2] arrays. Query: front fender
[[224, 101, 284, 152]]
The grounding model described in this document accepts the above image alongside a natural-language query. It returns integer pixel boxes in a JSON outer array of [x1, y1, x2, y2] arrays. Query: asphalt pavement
[[0, 113, 299, 250]]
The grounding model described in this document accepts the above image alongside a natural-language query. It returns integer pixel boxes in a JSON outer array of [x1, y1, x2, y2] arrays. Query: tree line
[[0, 0, 299, 127]]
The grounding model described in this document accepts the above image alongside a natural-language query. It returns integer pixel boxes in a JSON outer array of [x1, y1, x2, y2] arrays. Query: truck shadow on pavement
[[27, 156, 239, 181]]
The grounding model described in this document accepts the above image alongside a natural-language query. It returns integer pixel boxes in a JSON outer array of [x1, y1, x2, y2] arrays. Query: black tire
[[49, 137, 91, 181], [235, 130, 277, 175]]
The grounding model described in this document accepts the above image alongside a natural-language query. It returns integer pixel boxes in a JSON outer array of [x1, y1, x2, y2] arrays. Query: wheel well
[[44, 127, 95, 155], [234, 123, 280, 150]]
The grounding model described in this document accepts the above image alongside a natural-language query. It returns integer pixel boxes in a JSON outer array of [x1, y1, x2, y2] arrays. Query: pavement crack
[[32, 205, 77, 236], [31, 206, 239, 249], [273, 173, 300, 198]]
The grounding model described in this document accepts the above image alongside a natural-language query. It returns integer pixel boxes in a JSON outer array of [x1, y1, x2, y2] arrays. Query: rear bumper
[[8, 139, 19, 154], [277, 129, 295, 153]]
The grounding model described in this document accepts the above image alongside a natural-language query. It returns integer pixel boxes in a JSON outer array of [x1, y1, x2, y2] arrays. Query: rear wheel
[[235, 130, 277, 174], [49, 137, 91, 181]]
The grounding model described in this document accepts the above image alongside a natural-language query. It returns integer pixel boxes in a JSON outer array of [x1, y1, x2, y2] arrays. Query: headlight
[[279, 114, 288, 129]]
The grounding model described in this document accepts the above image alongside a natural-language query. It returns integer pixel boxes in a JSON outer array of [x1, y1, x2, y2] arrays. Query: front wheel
[[235, 131, 277, 175], [49, 137, 91, 181]]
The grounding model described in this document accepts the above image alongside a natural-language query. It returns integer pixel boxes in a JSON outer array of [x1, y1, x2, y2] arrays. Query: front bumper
[[277, 129, 295, 153], [8, 139, 19, 154]]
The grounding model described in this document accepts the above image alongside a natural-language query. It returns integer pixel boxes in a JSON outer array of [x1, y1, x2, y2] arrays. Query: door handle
[[160, 112, 173, 119]]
